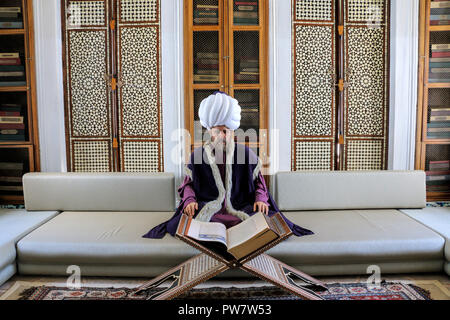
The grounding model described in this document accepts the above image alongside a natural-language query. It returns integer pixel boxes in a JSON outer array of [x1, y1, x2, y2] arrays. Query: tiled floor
[[1, 272, 449, 300]]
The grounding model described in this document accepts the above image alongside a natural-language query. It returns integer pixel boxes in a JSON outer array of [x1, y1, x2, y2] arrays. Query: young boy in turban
[[142, 91, 313, 239]]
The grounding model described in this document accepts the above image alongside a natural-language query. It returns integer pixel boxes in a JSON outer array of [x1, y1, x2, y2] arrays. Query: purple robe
[[142, 141, 314, 239], [180, 149, 270, 228]]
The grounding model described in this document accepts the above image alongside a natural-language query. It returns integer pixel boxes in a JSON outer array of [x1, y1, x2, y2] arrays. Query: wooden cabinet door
[[62, 0, 163, 172], [62, 0, 113, 172], [185, 0, 268, 162], [292, 0, 390, 171], [116, 0, 163, 172]]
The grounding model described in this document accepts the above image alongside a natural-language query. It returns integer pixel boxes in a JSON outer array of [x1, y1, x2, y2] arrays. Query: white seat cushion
[[17, 209, 444, 272], [0, 209, 59, 270], [266, 210, 445, 265], [399, 207, 450, 261]]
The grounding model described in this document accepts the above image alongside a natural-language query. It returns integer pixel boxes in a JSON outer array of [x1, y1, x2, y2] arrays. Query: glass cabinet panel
[[425, 144, 450, 193], [0, 34, 27, 87], [428, 31, 450, 83], [233, 31, 259, 84], [234, 89, 259, 138], [233, 0, 259, 26], [0, 147, 30, 198], [194, 89, 218, 141], [430, 1, 450, 26], [0, 1, 24, 29], [0, 92, 28, 142], [427, 88, 450, 139], [193, 0, 219, 26], [193, 31, 220, 84]]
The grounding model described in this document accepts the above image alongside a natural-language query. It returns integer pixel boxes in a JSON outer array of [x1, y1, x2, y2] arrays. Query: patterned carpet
[[11, 281, 432, 300]]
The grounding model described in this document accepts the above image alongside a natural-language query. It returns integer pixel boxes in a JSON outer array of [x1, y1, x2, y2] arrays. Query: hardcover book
[[181, 211, 280, 260]]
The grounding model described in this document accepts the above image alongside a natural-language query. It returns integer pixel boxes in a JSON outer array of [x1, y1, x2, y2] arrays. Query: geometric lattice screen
[[292, 0, 390, 171], [343, 0, 390, 170], [62, 0, 163, 172], [292, 0, 336, 171]]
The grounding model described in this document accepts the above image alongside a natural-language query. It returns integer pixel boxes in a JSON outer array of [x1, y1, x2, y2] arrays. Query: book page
[[186, 219, 228, 247], [226, 212, 268, 250]]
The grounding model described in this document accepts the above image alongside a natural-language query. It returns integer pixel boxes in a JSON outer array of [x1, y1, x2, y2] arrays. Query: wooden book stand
[[134, 213, 328, 300]]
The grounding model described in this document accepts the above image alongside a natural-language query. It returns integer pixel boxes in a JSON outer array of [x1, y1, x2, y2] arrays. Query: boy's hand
[[184, 202, 198, 217], [254, 201, 269, 215]]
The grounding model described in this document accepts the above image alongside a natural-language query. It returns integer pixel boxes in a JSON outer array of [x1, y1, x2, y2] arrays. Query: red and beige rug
[[8, 281, 432, 300]]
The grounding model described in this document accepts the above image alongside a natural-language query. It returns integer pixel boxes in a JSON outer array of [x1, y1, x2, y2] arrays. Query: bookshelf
[[184, 0, 269, 167], [0, 0, 40, 204], [416, 0, 450, 201]]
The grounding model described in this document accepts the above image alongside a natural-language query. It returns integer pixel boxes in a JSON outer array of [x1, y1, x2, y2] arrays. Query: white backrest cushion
[[274, 170, 426, 211], [23, 172, 175, 212]]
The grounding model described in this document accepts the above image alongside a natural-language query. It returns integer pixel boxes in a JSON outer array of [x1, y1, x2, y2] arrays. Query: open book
[[182, 212, 281, 260]]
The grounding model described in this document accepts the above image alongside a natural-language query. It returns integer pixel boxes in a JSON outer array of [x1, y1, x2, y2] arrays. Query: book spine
[[0, 81, 27, 86], [0, 129, 24, 134], [0, 162, 23, 170], [234, 11, 258, 18], [429, 62, 450, 68], [432, 43, 450, 50], [0, 71, 25, 77], [0, 12, 19, 18], [430, 20, 450, 24], [430, 1, 450, 9], [234, 1, 258, 5], [0, 116, 23, 123], [431, 7, 450, 14], [0, 111, 21, 116], [0, 7, 21, 13], [0, 21, 23, 28], [0, 176, 22, 182], [0, 58, 21, 66], [0, 53, 19, 58], [430, 14, 450, 20], [237, 6, 257, 11], [0, 186, 23, 191], [196, 52, 219, 59], [0, 123, 25, 129], [0, 134, 25, 140], [196, 5, 218, 9], [426, 170, 450, 175], [432, 51, 450, 58]]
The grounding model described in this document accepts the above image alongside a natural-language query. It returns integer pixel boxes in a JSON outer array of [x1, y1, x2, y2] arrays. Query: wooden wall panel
[[62, 0, 163, 172], [292, 0, 336, 171], [343, 0, 390, 170], [62, 0, 113, 172], [117, 0, 163, 172], [292, 0, 390, 171]]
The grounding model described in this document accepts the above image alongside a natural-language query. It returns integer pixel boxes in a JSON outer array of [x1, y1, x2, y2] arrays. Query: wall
[[33, 0, 420, 190]]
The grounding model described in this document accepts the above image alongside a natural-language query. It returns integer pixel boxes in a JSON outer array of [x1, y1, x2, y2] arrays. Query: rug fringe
[[18, 286, 42, 300]]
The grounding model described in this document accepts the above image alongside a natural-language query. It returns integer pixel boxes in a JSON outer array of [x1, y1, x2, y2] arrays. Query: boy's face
[[210, 125, 233, 146]]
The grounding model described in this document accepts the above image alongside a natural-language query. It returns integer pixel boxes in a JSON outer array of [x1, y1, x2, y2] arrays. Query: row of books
[[427, 106, 450, 139], [233, 0, 258, 25], [194, 52, 219, 82], [233, 1, 258, 25], [427, 107, 450, 139], [0, 161, 24, 193], [0, 6, 23, 29], [0, 103, 25, 141], [194, 4, 218, 25], [192, 2, 259, 25], [426, 160, 450, 192], [235, 57, 259, 82], [240, 102, 259, 128], [430, 0, 450, 25], [0, 52, 26, 86], [429, 44, 450, 83]]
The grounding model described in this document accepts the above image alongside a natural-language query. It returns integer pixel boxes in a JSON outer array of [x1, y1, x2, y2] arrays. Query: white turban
[[198, 92, 241, 130]]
